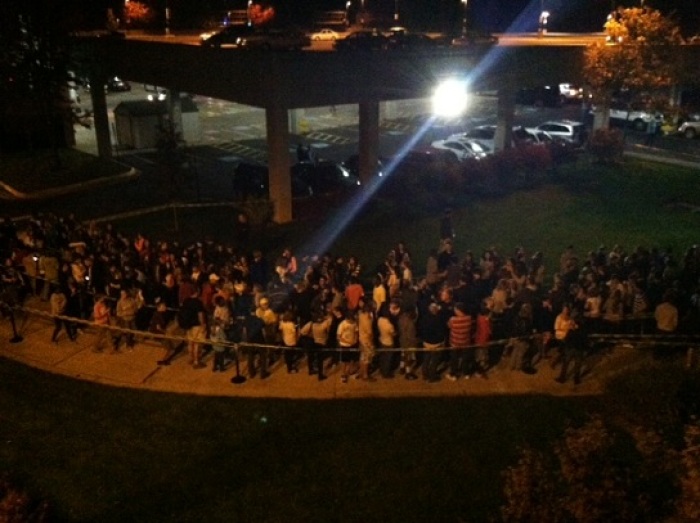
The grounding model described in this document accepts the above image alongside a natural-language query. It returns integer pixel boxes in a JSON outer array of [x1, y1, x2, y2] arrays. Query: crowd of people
[[2, 211, 700, 385]]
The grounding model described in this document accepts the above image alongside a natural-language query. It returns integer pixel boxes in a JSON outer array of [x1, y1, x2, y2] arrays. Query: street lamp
[[394, 0, 399, 22], [432, 78, 469, 118], [539, 10, 550, 35], [461, 0, 469, 37]]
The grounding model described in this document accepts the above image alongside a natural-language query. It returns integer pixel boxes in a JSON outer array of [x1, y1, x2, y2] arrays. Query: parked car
[[311, 28, 339, 41], [292, 161, 359, 192], [106, 77, 131, 92], [451, 31, 499, 46], [387, 32, 439, 50], [678, 115, 700, 138], [558, 83, 584, 103], [529, 120, 587, 146], [342, 154, 385, 178], [200, 25, 256, 47], [430, 138, 489, 160], [235, 28, 310, 50], [515, 85, 561, 108], [609, 103, 662, 131], [334, 30, 388, 51], [233, 162, 312, 199], [233, 161, 355, 199], [447, 125, 538, 152]]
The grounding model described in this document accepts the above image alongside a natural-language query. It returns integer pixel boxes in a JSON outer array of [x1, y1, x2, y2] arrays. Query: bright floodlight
[[432, 79, 469, 118]]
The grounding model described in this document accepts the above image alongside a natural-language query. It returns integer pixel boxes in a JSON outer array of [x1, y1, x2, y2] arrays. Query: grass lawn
[[1, 357, 696, 522], [3, 155, 700, 521], [109, 158, 700, 280], [0, 357, 592, 522], [0, 149, 129, 194]]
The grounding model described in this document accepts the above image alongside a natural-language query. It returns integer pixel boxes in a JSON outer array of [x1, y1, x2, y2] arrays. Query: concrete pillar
[[493, 84, 515, 152], [89, 75, 112, 158], [265, 103, 293, 223], [167, 89, 183, 137], [289, 108, 308, 135], [358, 100, 380, 186]]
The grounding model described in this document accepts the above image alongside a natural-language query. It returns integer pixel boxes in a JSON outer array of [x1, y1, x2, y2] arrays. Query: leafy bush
[[499, 414, 700, 523], [588, 128, 625, 164]]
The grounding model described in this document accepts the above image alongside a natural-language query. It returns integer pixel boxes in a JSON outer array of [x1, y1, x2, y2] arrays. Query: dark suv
[[200, 25, 256, 47], [233, 161, 356, 199]]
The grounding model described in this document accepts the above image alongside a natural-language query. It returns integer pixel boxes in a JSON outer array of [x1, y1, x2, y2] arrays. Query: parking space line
[[305, 131, 353, 145]]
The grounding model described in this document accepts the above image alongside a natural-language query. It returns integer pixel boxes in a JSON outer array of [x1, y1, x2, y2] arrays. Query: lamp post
[[461, 0, 469, 37], [539, 10, 550, 36], [394, 0, 399, 22], [165, 0, 171, 36]]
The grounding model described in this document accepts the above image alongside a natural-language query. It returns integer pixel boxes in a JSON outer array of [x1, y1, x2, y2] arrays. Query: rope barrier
[[10, 304, 698, 356]]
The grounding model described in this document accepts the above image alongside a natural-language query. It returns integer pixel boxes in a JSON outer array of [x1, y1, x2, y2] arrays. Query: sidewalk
[[0, 297, 644, 400]]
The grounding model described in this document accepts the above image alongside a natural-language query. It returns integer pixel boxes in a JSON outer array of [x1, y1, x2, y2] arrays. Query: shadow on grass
[[0, 357, 596, 523]]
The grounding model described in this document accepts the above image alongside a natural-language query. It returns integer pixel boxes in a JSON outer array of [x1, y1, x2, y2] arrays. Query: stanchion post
[[230, 343, 247, 384]]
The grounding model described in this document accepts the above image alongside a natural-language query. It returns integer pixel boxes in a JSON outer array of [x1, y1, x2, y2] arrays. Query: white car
[[529, 120, 587, 145], [678, 116, 700, 139], [609, 106, 662, 131], [311, 28, 339, 41], [431, 138, 489, 161], [447, 126, 542, 152]]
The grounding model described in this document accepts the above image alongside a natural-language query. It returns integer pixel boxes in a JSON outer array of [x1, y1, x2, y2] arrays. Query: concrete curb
[[624, 147, 700, 170], [0, 166, 141, 201]]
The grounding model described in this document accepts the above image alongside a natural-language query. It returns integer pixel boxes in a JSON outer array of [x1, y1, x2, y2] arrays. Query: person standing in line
[[377, 304, 398, 378], [556, 312, 588, 385], [550, 304, 576, 367], [300, 310, 331, 381], [279, 311, 300, 374], [92, 295, 112, 353], [326, 305, 345, 371], [472, 302, 492, 378], [50, 286, 75, 343], [178, 287, 208, 368], [344, 276, 365, 312], [356, 299, 377, 381], [446, 302, 472, 381], [397, 304, 419, 380], [115, 289, 138, 351], [337, 311, 359, 383], [150, 300, 174, 365], [420, 302, 447, 382], [655, 290, 678, 335], [210, 318, 228, 373]]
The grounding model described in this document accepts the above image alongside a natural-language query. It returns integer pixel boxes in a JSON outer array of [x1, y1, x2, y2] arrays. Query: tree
[[124, 1, 156, 28], [0, 1, 77, 157], [583, 7, 683, 129], [248, 3, 276, 27]]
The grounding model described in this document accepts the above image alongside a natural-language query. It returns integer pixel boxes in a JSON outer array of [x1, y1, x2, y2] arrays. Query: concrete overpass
[[73, 35, 605, 221]]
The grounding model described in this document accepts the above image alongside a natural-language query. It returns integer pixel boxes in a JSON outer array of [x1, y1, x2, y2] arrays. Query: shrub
[[499, 415, 700, 523], [588, 128, 625, 164], [0, 475, 50, 523]]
